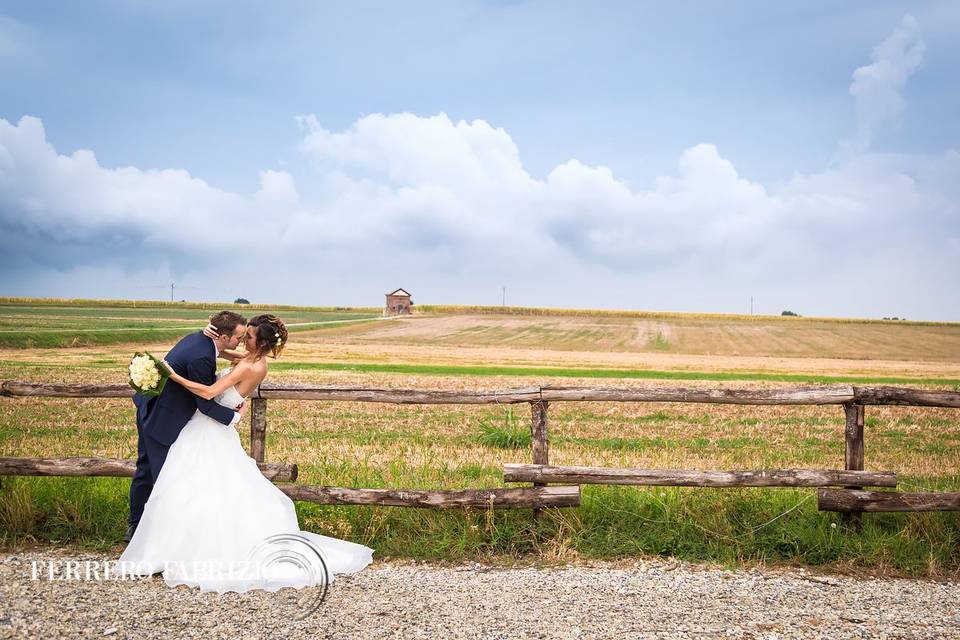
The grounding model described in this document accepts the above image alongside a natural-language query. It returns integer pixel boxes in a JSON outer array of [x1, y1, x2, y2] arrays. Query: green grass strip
[[0, 318, 381, 349], [270, 361, 960, 386]]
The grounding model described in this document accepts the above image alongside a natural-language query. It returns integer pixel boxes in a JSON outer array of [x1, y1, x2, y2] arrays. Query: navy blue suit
[[128, 331, 237, 526]]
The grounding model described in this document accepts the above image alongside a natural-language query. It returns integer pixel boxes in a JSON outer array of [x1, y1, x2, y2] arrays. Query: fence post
[[843, 402, 865, 530], [530, 399, 550, 523], [250, 397, 267, 463]]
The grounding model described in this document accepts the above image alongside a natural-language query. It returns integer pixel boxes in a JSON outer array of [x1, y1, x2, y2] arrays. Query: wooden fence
[[2, 381, 959, 519]]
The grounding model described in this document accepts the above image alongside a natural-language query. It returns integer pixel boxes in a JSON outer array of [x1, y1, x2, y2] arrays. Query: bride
[[119, 314, 373, 592]]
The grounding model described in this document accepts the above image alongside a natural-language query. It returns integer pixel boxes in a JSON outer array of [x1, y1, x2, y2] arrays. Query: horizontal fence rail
[[279, 485, 580, 509], [0, 456, 297, 482], [818, 489, 960, 512], [503, 464, 898, 488], [538, 386, 857, 405], [3, 381, 960, 407]]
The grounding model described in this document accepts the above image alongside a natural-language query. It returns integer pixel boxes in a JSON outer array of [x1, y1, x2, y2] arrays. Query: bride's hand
[[202, 323, 219, 340], [159, 359, 177, 378]]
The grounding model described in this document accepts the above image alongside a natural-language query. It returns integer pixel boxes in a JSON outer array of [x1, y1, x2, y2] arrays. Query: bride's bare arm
[[162, 360, 252, 400], [218, 348, 245, 364]]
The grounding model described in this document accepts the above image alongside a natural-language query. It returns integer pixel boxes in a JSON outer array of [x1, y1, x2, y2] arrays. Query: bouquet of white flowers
[[128, 352, 171, 396]]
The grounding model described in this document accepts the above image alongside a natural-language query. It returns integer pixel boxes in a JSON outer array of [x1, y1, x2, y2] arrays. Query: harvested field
[[1, 302, 959, 576], [307, 313, 960, 362]]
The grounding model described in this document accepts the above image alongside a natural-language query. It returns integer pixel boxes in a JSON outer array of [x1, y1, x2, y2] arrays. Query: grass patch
[[558, 434, 674, 452], [0, 477, 130, 548], [0, 302, 381, 348], [648, 331, 671, 351], [475, 409, 531, 450]]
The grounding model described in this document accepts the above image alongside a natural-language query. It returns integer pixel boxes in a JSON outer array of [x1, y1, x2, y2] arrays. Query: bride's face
[[242, 325, 258, 353]]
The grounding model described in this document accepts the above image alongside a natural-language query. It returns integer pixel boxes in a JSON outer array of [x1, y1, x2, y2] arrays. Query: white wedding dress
[[119, 369, 373, 592]]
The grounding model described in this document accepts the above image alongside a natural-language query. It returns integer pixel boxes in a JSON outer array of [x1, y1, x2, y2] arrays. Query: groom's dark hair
[[208, 310, 246, 335]]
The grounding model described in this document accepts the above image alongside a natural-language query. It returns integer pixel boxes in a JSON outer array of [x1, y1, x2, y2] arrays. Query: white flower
[[129, 354, 162, 390]]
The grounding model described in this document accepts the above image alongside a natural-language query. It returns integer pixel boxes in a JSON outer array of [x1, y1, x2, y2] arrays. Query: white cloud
[[298, 112, 533, 193], [255, 169, 299, 205], [848, 15, 925, 151], [0, 116, 257, 254]]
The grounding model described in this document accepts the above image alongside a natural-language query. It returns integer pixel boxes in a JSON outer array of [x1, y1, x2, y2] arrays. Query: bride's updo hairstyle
[[247, 314, 288, 360]]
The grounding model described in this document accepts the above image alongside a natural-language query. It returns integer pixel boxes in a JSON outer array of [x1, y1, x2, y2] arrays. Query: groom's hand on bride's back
[[225, 401, 247, 430]]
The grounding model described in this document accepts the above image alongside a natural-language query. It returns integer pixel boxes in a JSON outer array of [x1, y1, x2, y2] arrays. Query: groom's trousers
[[128, 403, 171, 527]]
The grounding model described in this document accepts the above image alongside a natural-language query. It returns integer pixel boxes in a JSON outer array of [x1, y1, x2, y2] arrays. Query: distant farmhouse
[[385, 288, 413, 316]]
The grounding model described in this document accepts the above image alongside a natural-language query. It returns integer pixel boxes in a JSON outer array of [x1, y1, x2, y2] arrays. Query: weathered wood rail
[[279, 484, 580, 509], [504, 464, 898, 488], [0, 456, 297, 482], [818, 489, 960, 512], [2, 380, 959, 519], [5, 381, 960, 407]]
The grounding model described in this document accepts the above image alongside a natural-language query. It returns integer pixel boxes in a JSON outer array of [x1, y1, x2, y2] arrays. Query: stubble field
[[1, 300, 958, 576]]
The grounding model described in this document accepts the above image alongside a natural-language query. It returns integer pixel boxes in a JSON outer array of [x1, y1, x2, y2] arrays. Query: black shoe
[[122, 524, 137, 543]]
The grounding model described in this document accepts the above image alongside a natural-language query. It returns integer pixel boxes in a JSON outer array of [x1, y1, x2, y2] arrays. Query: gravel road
[[1, 549, 957, 639]]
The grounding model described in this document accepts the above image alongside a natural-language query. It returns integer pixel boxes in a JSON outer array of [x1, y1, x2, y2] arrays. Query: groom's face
[[223, 324, 246, 350]]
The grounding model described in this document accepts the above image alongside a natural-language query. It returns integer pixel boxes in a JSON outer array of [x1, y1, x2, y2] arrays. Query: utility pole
[[502, 286, 506, 307], [171, 283, 175, 302], [750, 296, 754, 315]]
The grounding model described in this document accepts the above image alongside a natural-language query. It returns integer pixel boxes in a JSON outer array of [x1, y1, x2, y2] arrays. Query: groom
[[124, 310, 249, 543]]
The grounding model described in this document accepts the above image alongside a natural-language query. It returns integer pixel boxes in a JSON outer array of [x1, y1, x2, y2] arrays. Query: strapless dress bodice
[[215, 367, 245, 408]]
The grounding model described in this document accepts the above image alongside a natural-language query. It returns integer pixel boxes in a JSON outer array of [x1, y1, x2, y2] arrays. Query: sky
[[1, 1, 958, 319]]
